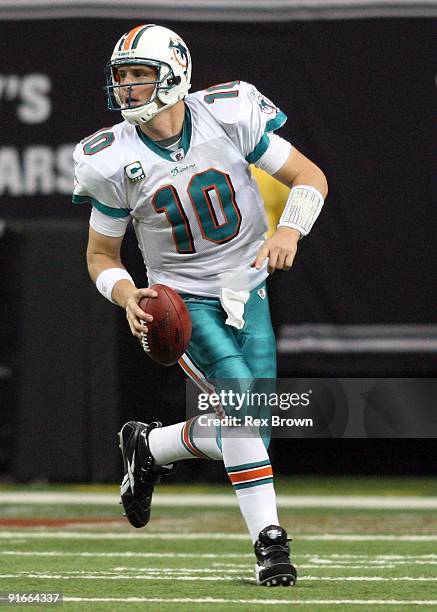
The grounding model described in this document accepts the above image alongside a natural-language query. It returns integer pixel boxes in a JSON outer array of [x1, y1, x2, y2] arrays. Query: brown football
[[139, 284, 192, 366]]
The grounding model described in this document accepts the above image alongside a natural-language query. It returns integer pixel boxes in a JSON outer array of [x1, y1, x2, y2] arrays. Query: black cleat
[[254, 525, 297, 587], [118, 421, 175, 528]]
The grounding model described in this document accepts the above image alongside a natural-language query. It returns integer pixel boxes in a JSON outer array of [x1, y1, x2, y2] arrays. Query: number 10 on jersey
[[152, 168, 241, 253]]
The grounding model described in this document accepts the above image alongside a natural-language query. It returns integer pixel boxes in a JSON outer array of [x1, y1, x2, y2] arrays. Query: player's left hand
[[251, 226, 300, 274]]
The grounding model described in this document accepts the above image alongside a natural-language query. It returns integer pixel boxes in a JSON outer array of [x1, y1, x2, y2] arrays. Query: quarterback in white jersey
[[74, 81, 291, 296], [73, 24, 327, 587]]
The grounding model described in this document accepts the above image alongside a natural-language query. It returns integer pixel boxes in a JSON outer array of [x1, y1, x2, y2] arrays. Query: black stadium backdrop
[[0, 10, 436, 481]]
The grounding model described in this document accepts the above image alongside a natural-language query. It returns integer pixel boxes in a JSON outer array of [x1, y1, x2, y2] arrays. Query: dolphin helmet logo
[[169, 38, 189, 75]]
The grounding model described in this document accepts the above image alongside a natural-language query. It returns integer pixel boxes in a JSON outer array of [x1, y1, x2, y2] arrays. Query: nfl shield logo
[[171, 148, 185, 162], [257, 287, 266, 299]]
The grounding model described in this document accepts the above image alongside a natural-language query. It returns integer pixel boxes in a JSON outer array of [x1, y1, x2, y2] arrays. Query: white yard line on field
[[0, 551, 252, 558], [2, 551, 437, 569], [0, 531, 437, 541], [1, 491, 437, 509], [2, 551, 437, 560], [60, 598, 437, 606], [1, 571, 437, 582], [4, 552, 437, 570], [301, 535, 437, 542]]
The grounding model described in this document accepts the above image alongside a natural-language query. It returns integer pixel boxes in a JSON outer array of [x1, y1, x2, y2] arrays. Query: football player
[[73, 24, 328, 587]]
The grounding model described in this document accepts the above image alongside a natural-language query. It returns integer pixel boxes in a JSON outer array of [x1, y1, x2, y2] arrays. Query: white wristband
[[278, 185, 324, 236], [96, 268, 134, 304]]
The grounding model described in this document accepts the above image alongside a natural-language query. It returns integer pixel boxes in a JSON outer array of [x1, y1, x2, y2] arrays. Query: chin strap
[[122, 98, 181, 125], [122, 101, 159, 124]]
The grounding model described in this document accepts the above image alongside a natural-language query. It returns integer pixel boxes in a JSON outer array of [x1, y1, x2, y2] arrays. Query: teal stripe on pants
[[180, 282, 276, 449]]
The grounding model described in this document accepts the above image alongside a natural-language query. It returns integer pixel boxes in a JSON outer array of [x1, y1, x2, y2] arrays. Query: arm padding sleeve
[[89, 207, 129, 237], [254, 133, 292, 176]]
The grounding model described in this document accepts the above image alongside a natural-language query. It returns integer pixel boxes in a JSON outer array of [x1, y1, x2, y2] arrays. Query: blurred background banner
[[1, 3, 436, 480], [1, 0, 437, 20]]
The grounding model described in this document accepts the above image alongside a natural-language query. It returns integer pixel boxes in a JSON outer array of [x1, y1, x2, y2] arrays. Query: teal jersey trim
[[246, 110, 288, 164], [135, 104, 192, 161], [266, 110, 287, 132], [72, 194, 130, 218], [246, 133, 270, 164]]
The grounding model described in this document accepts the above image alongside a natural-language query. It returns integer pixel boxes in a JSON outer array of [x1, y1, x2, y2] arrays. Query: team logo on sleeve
[[125, 161, 146, 183], [257, 95, 277, 115]]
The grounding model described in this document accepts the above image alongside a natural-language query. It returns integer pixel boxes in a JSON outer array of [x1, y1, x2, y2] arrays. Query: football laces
[[140, 320, 150, 353]]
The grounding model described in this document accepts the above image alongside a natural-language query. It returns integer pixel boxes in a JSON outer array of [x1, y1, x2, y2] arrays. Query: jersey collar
[[135, 104, 192, 161]]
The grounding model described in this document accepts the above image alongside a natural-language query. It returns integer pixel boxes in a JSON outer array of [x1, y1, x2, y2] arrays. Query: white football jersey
[[73, 81, 288, 296]]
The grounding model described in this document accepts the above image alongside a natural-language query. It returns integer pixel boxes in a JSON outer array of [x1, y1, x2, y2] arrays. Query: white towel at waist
[[219, 288, 250, 330]]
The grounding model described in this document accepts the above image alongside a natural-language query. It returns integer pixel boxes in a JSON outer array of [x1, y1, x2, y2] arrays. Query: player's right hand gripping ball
[[139, 284, 192, 366]]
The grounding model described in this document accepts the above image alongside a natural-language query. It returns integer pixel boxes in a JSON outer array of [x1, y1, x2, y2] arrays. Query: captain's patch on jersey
[[125, 161, 145, 183]]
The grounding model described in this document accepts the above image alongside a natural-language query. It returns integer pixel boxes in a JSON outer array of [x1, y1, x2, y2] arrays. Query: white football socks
[[234, 483, 279, 543], [148, 417, 222, 465], [147, 422, 193, 465], [147, 417, 280, 544], [221, 426, 279, 543]]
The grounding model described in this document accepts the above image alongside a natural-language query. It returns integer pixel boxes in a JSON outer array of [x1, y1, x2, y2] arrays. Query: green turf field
[[0, 477, 436, 610]]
